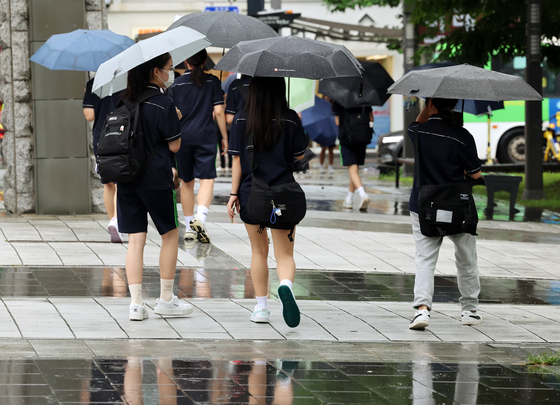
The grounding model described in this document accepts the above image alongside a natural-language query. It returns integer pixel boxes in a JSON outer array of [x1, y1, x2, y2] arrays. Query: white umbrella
[[92, 26, 212, 98]]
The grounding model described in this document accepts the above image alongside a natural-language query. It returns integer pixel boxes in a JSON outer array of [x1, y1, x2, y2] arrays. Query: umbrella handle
[[358, 74, 363, 98]]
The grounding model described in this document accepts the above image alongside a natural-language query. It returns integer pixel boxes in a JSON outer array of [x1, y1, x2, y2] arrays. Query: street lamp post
[[522, 0, 545, 199]]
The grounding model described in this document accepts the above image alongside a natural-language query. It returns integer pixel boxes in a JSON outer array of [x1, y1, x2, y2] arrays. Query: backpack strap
[[246, 132, 257, 172], [232, 79, 249, 104]]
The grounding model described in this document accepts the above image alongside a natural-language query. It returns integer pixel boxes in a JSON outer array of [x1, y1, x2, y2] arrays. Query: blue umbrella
[[30, 29, 135, 71], [455, 99, 504, 116], [301, 96, 338, 146]]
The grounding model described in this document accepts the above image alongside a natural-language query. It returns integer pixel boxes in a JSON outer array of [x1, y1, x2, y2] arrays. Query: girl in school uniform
[[168, 49, 228, 244], [118, 52, 193, 321], [226, 77, 307, 328]]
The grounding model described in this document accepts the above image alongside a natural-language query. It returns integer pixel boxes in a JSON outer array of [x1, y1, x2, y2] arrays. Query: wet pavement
[[1, 162, 560, 403]]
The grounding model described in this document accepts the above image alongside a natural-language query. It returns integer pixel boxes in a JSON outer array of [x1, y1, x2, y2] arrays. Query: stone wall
[[85, 0, 108, 214], [0, 0, 108, 214]]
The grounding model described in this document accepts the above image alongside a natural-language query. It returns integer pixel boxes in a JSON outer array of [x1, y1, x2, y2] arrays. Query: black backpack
[[338, 107, 373, 147], [96, 88, 162, 183]]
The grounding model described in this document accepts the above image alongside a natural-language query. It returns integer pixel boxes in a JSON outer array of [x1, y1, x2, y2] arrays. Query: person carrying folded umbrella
[[167, 49, 228, 244], [226, 77, 307, 328], [408, 98, 483, 330]]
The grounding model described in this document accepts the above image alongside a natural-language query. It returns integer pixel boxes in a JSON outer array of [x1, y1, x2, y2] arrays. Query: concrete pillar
[[0, 0, 107, 214]]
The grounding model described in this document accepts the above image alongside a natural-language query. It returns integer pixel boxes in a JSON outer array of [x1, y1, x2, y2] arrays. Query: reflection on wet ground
[[2, 267, 560, 305], [2, 358, 560, 404]]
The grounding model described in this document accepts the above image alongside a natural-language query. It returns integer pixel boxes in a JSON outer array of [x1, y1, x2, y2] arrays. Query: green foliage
[[526, 352, 560, 366], [321, 0, 560, 72]]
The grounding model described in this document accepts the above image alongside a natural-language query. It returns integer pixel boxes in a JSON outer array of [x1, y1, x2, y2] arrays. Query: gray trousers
[[410, 212, 480, 312]]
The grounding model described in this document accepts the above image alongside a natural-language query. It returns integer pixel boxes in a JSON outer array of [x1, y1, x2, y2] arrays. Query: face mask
[[158, 68, 174, 88]]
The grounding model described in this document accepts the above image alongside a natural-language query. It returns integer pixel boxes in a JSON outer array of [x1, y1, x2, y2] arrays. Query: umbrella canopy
[[167, 11, 279, 49], [388, 64, 542, 101], [92, 27, 211, 98], [455, 99, 505, 116], [318, 60, 394, 108], [214, 36, 363, 80], [301, 96, 338, 146], [30, 29, 135, 71]]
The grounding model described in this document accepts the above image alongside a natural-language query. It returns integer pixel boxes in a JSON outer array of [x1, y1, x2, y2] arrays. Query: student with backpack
[[168, 49, 228, 244], [227, 77, 308, 328], [83, 79, 123, 243], [106, 52, 193, 321], [332, 102, 373, 211]]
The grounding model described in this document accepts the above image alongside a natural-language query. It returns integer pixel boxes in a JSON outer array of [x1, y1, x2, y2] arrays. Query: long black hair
[[187, 49, 207, 88], [123, 53, 171, 101], [429, 97, 458, 123], [246, 77, 288, 152]]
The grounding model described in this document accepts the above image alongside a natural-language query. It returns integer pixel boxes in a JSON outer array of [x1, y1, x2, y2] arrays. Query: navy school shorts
[[340, 144, 366, 167], [176, 143, 217, 182], [117, 187, 178, 235], [239, 205, 296, 231]]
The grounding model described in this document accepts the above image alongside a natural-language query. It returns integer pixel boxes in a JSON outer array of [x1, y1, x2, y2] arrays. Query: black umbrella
[[213, 36, 363, 79], [318, 60, 394, 108], [167, 11, 279, 49]]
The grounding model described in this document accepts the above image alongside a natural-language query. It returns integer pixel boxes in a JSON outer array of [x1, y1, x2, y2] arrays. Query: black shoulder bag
[[244, 133, 307, 239], [414, 125, 478, 237]]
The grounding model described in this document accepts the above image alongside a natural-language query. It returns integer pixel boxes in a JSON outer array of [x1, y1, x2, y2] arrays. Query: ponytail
[[187, 49, 208, 88], [429, 98, 458, 123]]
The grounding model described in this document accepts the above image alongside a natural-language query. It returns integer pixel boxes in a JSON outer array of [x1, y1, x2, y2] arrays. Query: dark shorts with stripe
[[117, 187, 178, 235], [176, 143, 217, 182], [340, 144, 366, 167]]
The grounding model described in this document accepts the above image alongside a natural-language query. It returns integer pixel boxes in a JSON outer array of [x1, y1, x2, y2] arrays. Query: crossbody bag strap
[[136, 89, 167, 174], [413, 124, 421, 189]]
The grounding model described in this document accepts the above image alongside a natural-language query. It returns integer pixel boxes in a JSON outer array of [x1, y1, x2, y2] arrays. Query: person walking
[[83, 79, 123, 243], [117, 52, 193, 321], [407, 97, 482, 330], [332, 102, 372, 211], [168, 49, 228, 244], [226, 77, 307, 328]]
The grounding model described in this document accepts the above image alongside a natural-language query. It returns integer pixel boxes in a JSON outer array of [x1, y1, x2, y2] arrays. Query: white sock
[[184, 215, 194, 225], [345, 192, 354, 203], [129, 284, 143, 306], [160, 279, 174, 302], [357, 187, 367, 198], [196, 205, 209, 224], [256, 295, 269, 310], [280, 279, 293, 290], [328, 165, 333, 170]]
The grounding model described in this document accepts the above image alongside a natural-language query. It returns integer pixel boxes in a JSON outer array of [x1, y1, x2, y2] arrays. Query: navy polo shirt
[[118, 84, 181, 190], [228, 109, 308, 207], [225, 76, 251, 116], [408, 114, 482, 214], [82, 78, 123, 155], [167, 70, 224, 145]]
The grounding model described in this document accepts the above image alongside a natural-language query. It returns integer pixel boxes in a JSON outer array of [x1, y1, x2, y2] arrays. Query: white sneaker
[[461, 311, 482, 325], [108, 217, 123, 243], [319, 166, 326, 174], [129, 303, 148, 321], [343, 200, 353, 209], [409, 309, 430, 330], [154, 295, 193, 317], [250, 305, 271, 323], [184, 229, 197, 241], [359, 194, 370, 211], [190, 216, 210, 243], [328, 166, 335, 174]]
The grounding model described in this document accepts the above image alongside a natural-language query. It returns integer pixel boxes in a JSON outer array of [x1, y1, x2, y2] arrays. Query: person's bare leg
[[245, 224, 269, 297], [271, 228, 296, 283], [159, 228, 179, 281], [126, 232, 147, 285], [348, 164, 362, 191], [319, 146, 326, 166], [197, 178, 215, 209], [180, 179, 195, 217], [328, 146, 334, 166], [104, 183, 117, 219]]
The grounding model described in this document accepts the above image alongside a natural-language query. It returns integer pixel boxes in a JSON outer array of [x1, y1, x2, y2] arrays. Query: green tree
[[322, 0, 560, 72]]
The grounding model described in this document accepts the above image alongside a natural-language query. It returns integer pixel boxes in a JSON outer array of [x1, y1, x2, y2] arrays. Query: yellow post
[[486, 115, 493, 165]]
